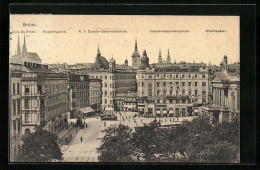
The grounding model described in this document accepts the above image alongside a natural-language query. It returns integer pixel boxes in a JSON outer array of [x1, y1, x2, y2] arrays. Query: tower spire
[[135, 38, 138, 50], [22, 34, 27, 56], [167, 48, 171, 63], [17, 34, 21, 55]]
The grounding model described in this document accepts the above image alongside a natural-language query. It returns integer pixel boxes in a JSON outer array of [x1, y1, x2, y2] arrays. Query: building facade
[[136, 50, 209, 117], [68, 74, 90, 118], [114, 92, 138, 112], [10, 63, 24, 161], [21, 67, 70, 134], [202, 56, 240, 123], [89, 78, 102, 110], [88, 47, 137, 110]]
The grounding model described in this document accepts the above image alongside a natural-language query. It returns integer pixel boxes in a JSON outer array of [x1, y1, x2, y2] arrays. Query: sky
[[10, 15, 240, 66]]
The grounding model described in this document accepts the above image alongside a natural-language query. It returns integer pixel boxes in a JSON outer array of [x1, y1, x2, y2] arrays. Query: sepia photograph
[[9, 14, 240, 163]]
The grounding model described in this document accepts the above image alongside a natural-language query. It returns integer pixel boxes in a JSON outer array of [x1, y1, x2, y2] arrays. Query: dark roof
[[91, 56, 109, 70], [214, 72, 229, 81]]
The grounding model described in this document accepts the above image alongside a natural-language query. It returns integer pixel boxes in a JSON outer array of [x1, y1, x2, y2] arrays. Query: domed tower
[[109, 55, 116, 73], [131, 39, 141, 69], [166, 49, 171, 63], [125, 57, 128, 66], [139, 49, 150, 70], [158, 49, 162, 64]]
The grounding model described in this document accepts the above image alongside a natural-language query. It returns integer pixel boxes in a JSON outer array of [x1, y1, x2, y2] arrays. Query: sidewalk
[[57, 125, 73, 139]]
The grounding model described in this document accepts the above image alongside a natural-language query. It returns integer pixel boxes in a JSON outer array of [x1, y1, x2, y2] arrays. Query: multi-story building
[[67, 74, 90, 118], [21, 66, 70, 134], [88, 46, 137, 110], [114, 92, 138, 112], [10, 63, 24, 161], [136, 49, 209, 117], [89, 78, 102, 110]]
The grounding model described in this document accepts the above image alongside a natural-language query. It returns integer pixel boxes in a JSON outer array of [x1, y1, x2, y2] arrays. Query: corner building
[[137, 51, 209, 117]]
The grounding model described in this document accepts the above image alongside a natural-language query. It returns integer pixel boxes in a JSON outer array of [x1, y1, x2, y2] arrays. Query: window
[[13, 100, 16, 116], [202, 91, 206, 96], [25, 112, 30, 123], [195, 90, 198, 96], [105, 99, 107, 104], [105, 75, 107, 79], [195, 74, 197, 78], [182, 99, 186, 103], [163, 100, 167, 104], [157, 82, 160, 87], [189, 82, 192, 87], [13, 83, 16, 94], [105, 83, 107, 87], [163, 90, 167, 96], [142, 82, 144, 87], [148, 83, 152, 88], [182, 90, 185, 96], [163, 82, 166, 87], [189, 74, 191, 78], [176, 100, 179, 104], [17, 99, 20, 114], [105, 91, 107, 96], [157, 90, 160, 96], [182, 82, 185, 86], [25, 99, 29, 109], [25, 86, 29, 94], [195, 82, 198, 86], [170, 91, 173, 96], [169, 99, 173, 104], [157, 99, 160, 103], [176, 74, 179, 78], [17, 83, 20, 94], [202, 82, 206, 86], [182, 74, 185, 78], [202, 74, 206, 78], [189, 91, 192, 95]]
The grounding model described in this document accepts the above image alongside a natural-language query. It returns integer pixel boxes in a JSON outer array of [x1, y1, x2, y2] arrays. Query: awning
[[79, 107, 95, 114]]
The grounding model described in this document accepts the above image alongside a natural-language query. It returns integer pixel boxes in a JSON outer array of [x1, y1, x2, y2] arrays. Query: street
[[62, 118, 104, 162], [61, 111, 198, 162]]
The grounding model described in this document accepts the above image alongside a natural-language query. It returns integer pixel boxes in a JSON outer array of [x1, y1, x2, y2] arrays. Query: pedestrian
[[65, 137, 67, 143], [141, 119, 142, 123], [80, 136, 83, 142]]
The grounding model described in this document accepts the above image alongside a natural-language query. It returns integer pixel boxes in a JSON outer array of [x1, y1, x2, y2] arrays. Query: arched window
[[105, 83, 107, 87], [25, 128, 30, 135], [202, 74, 206, 78], [105, 99, 107, 104]]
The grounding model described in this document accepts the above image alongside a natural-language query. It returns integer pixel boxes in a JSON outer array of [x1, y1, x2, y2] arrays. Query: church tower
[[158, 50, 162, 64], [109, 55, 116, 73], [166, 49, 171, 63], [140, 49, 150, 69], [17, 34, 21, 56], [22, 34, 27, 56], [131, 39, 141, 69]]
